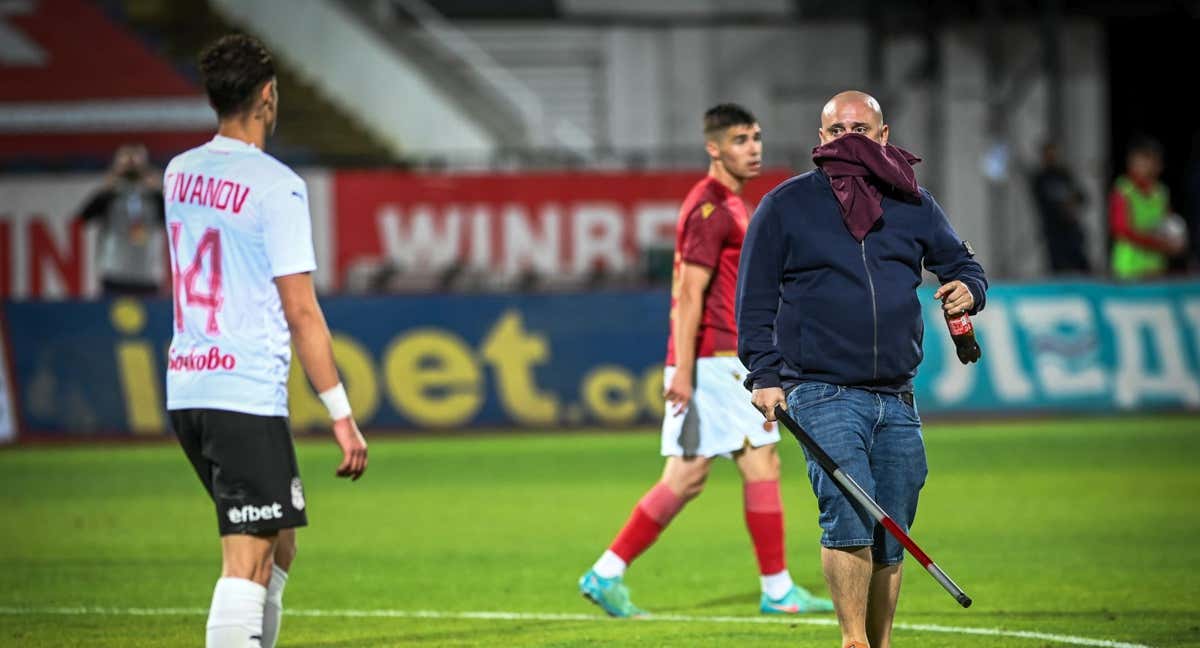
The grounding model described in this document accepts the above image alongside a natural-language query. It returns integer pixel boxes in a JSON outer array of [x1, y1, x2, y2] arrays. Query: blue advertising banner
[[6, 281, 1200, 436], [914, 281, 1200, 414]]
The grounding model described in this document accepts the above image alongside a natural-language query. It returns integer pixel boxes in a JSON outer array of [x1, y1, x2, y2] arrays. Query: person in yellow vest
[[1109, 138, 1187, 279]]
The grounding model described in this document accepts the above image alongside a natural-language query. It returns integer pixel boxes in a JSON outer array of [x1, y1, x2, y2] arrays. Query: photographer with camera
[[78, 144, 167, 296]]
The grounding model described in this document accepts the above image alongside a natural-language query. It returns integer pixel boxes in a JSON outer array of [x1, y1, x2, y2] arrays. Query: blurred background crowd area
[[3, 0, 1200, 300], [5, 0, 1200, 440]]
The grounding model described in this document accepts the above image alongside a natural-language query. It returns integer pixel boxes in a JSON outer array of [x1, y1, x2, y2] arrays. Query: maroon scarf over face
[[812, 133, 922, 241]]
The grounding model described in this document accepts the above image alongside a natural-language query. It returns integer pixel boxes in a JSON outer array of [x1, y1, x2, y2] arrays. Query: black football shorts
[[170, 408, 308, 536]]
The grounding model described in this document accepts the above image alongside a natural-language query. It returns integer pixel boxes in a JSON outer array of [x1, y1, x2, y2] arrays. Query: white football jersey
[[163, 134, 316, 416]]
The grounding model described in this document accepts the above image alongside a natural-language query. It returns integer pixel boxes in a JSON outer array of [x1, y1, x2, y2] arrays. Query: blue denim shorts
[[785, 381, 928, 565]]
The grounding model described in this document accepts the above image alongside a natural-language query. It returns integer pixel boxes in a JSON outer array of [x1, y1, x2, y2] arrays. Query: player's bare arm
[[664, 261, 713, 415], [276, 272, 368, 480]]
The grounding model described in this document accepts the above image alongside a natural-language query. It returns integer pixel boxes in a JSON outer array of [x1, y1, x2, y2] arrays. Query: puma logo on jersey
[[227, 503, 283, 525]]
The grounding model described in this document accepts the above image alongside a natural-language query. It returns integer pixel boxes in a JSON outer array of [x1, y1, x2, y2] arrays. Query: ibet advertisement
[[4, 282, 1200, 437], [5, 292, 667, 435]]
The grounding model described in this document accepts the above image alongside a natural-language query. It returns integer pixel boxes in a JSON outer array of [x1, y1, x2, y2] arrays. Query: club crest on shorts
[[291, 477, 306, 511]]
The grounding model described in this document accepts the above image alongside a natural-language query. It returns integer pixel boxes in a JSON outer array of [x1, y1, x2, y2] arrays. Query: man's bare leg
[[822, 546, 872, 646], [660, 455, 714, 501], [221, 533, 277, 586], [866, 562, 903, 648], [733, 442, 780, 481]]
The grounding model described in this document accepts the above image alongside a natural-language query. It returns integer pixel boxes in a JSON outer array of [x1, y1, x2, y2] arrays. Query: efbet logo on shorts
[[227, 503, 284, 525]]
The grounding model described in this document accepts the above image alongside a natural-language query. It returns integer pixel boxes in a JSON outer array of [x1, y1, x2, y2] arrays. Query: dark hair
[[1127, 135, 1163, 159], [703, 103, 757, 137], [198, 34, 275, 118]]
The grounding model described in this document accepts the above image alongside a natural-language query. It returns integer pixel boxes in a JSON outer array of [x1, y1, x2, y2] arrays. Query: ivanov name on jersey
[[165, 172, 251, 215]]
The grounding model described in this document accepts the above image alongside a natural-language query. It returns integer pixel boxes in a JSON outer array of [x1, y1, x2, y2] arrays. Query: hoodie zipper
[[860, 239, 878, 380]]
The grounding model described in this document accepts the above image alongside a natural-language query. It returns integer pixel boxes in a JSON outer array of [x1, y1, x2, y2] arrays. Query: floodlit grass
[[1, 416, 1197, 646]]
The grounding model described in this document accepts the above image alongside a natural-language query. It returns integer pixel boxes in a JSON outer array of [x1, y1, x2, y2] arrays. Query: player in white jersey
[[165, 34, 367, 648]]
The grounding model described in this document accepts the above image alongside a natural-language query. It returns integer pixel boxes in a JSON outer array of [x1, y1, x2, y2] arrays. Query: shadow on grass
[[652, 590, 759, 612]]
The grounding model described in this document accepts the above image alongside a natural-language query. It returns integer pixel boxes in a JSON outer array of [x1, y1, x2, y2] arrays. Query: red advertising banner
[[1, 169, 793, 298], [0, 0, 212, 161], [332, 170, 795, 288]]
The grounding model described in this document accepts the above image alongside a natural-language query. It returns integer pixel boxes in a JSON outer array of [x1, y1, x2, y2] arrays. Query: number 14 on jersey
[[169, 222, 224, 335]]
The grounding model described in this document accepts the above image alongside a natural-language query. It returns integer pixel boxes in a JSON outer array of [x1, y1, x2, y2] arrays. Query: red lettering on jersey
[[174, 173, 193, 203], [189, 174, 205, 203], [170, 222, 184, 330], [231, 184, 250, 214], [187, 228, 223, 335], [168, 173, 249, 216], [203, 176, 218, 206], [214, 181, 233, 210], [167, 346, 237, 372]]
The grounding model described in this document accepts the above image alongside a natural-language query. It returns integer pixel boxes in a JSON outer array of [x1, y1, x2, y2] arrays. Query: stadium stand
[[0, 0, 211, 169], [0, 0, 395, 169], [116, 0, 396, 166]]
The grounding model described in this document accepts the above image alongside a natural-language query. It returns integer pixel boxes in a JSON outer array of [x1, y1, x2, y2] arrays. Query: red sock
[[744, 480, 786, 575], [609, 482, 684, 564]]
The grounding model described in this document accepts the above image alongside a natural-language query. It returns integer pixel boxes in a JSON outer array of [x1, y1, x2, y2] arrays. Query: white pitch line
[[0, 606, 1153, 648]]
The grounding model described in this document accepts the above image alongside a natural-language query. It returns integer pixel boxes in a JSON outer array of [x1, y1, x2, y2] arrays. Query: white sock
[[262, 565, 289, 648], [592, 550, 627, 579], [761, 569, 795, 600], [206, 577, 267, 648]]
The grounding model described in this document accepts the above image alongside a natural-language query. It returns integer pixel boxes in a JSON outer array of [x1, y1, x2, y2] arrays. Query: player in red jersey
[[579, 104, 833, 617]]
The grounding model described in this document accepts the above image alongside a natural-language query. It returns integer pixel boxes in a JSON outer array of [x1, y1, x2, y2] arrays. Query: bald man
[[735, 91, 987, 648]]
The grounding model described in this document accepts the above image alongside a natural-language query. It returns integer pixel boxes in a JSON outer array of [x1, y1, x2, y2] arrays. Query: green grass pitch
[[1, 416, 1198, 646]]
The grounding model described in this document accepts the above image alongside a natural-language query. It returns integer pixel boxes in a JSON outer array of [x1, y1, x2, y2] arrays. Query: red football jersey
[[665, 176, 749, 366]]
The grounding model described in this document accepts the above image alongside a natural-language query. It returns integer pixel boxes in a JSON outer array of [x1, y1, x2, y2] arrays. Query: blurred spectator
[[1108, 137, 1187, 280], [1031, 141, 1091, 275], [78, 145, 166, 296]]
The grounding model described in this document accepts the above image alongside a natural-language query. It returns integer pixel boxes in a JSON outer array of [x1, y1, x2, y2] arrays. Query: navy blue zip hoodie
[[736, 169, 988, 392]]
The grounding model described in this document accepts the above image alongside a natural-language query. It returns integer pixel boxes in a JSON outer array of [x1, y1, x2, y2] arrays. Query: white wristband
[[318, 383, 352, 421]]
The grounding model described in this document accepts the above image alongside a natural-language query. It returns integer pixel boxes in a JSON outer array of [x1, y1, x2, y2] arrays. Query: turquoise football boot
[[578, 569, 647, 618], [760, 584, 835, 614]]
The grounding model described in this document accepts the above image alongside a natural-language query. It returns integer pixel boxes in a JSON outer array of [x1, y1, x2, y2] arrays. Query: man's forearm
[[289, 309, 340, 393]]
